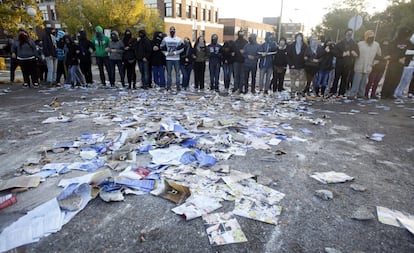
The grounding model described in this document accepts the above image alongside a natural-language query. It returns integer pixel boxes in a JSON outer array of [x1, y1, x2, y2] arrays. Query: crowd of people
[[8, 24, 414, 99]]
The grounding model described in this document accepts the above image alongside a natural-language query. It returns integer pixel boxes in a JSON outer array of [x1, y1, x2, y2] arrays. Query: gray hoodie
[[243, 34, 260, 68], [109, 31, 124, 60]]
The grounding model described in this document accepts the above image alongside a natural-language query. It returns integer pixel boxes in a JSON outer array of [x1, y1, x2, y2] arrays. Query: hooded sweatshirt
[[160, 34, 184, 61], [78, 30, 95, 63], [56, 30, 66, 61], [92, 26, 110, 57], [243, 34, 261, 68], [108, 31, 124, 60]]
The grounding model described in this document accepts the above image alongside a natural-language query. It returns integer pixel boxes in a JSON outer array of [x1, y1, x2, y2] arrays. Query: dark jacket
[[316, 43, 334, 71], [122, 31, 137, 62], [304, 46, 319, 73], [78, 31, 94, 63], [151, 31, 166, 66], [42, 28, 57, 57], [136, 31, 152, 61], [243, 35, 261, 68], [66, 41, 81, 66], [273, 46, 288, 67], [220, 41, 235, 64], [332, 38, 359, 67], [180, 42, 194, 66], [258, 41, 277, 69], [12, 39, 38, 59], [234, 37, 248, 63], [287, 41, 307, 69], [207, 43, 222, 65]]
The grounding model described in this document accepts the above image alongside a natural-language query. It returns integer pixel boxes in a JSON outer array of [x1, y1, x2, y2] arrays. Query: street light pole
[[277, 0, 284, 42], [26, 6, 37, 38]]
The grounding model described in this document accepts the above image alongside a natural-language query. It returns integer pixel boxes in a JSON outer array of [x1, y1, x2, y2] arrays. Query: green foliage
[[55, 0, 164, 38], [318, 0, 414, 42], [0, 0, 44, 38]]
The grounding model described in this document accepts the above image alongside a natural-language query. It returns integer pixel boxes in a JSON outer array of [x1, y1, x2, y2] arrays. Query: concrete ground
[[0, 67, 413, 253]]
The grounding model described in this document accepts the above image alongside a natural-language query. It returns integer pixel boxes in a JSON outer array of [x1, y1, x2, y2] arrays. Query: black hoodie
[[122, 29, 137, 61], [78, 30, 95, 62], [151, 31, 166, 66]]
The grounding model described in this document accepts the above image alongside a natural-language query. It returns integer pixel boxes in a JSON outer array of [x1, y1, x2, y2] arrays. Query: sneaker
[[33, 83, 39, 88], [23, 83, 29, 88], [408, 93, 413, 98]]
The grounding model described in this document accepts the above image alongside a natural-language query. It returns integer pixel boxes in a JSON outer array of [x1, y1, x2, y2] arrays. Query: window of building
[[165, 1, 172, 17], [215, 11, 218, 23], [176, 2, 182, 17], [41, 10, 48, 21], [207, 10, 211, 21], [223, 26, 235, 36], [186, 5, 191, 18], [145, 0, 158, 8], [202, 8, 206, 21], [193, 6, 198, 19]]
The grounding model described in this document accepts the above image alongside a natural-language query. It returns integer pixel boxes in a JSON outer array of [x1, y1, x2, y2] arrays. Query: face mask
[[170, 30, 175, 37], [111, 34, 117, 41], [345, 34, 352, 41], [211, 36, 218, 44], [296, 36, 302, 42], [52, 31, 57, 36], [139, 33, 144, 39], [238, 34, 244, 40], [279, 41, 285, 47], [248, 37, 253, 44]]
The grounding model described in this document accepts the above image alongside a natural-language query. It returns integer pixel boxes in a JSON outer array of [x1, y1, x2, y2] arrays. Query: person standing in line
[[151, 31, 166, 90], [330, 29, 359, 96], [258, 32, 277, 95], [348, 30, 381, 99], [66, 35, 86, 87], [55, 30, 67, 85], [161, 26, 184, 91], [365, 39, 390, 99], [192, 36, 207, 91], [35, 39, 47, 83], [207, 34, 222, 92], [180, 37, 194, 91], [303, 36, 320, 95], [77, 30, 95, 85], [136, 30, 152, 89], [123, 29, 137, 90], [287, 32, 308, 97], [92, 26, 110, 86], [233, 30, 248, 93], [314, 38, 335, 97], [220, 40, 235, 93], [107, 30, 125, 88], [8, 35, 19, 84], [381, 26, 412, 98], [241, 33, 260, 94], [42, 27, 57, 86], [271, 37, 288, 93], [11, 30, 39, 88]]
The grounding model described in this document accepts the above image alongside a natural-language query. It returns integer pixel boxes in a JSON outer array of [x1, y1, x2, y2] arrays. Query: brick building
[[219, 18, 276, 43], [145, 0, 223, 43]]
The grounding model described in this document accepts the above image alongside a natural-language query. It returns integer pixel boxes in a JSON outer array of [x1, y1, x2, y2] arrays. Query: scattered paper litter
[[0, 176, 41, 192], [233, 196, 282, 225], [42, 116, 71, 124], [368, 133, 385, 142], [376, 206, 414, 230], [310, 171, 354, 184], [202, 212, 248, 246], [171, 196, 222, 220]]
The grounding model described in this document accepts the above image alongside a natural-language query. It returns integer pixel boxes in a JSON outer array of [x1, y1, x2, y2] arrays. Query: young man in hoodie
[[287, 32, 307, 97], [271, 37, 288, 93], [348, 30, 381, 99], [136, 30, 152, 89], [259, 32, 277, 94], [77, 30, 95, 85], [241, 34, 261, 94], [55, 30, 67, 85], [233, 30, 248, 93], [123, 29, 138, 89], [108, 30, 125, 87], [151, 31, 166, 89], [330, 29, 359, 96], [207, 34, 222, 92], [161, 26, 184, 91], [42, 28, 57, 86], [92, 26, 110, 86]]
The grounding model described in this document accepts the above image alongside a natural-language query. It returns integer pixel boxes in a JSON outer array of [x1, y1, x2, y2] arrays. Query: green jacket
[[92, 35, 110, 57]]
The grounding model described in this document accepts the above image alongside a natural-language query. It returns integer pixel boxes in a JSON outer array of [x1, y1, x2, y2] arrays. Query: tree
[[55, 0, 164, 38], [0, 0, 43, 38]]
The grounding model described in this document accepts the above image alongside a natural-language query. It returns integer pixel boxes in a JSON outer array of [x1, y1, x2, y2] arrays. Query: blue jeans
[[46, 57, 57, 83], [209, 62, 221, 90], [222, 63, 233, 90], [166, 60, 181, 89], [109, 59, 125, 86], [233, 62, 243, 91], [152, 65, 166, 87], [316, 70, 330, 89], [69, 65, 85, 85], [181, 64, 192, 89], [96, 56, 110, 85], [259, 67, 272, 91], [138, 60, 150, 88]]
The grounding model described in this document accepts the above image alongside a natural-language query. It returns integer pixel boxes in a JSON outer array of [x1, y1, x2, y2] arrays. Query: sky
[[218, 0, 391, 32]]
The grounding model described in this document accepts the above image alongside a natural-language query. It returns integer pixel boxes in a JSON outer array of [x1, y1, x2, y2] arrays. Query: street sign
[[348, 15, 363, 31]]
